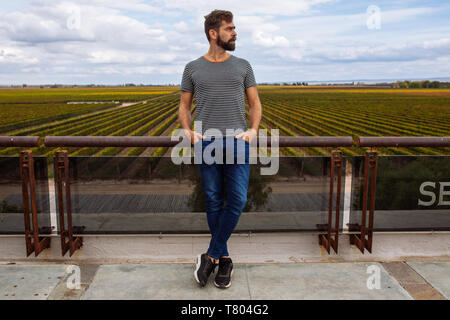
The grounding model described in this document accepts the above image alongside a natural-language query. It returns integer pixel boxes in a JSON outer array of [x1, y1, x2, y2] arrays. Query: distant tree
[[430, 81, 440, 88], [421, 80, 430, 88]]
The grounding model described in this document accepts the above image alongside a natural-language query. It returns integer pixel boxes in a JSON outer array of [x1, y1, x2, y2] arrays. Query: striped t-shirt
[[180, 55, 257, 137]]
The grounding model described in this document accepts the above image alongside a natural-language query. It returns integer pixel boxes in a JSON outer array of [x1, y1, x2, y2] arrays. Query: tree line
[[391, 80, 450, 88]]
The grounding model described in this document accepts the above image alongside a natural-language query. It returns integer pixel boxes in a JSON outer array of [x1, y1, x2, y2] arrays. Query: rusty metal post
[[19, 150, 51, 256], [55, 150, 83, 256], [318, 150, 343, 254], [349, 150, 378, 253]]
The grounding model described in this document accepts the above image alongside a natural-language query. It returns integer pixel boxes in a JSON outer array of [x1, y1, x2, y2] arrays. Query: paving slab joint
[[381, 262, 446, 300]]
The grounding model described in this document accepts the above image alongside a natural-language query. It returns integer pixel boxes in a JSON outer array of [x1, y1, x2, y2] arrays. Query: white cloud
[[174, 21, 189, 32], [0, 0, 449, 84], [422, 38, 450, 50], [0, 2, 166, 45], [0, 0, 181, 82], [235, 16, 280, 33], [252, 31, 290, 48], [160, 0, 336, 16], [313, 37, 450, 63], [0, 47, 39, 64]]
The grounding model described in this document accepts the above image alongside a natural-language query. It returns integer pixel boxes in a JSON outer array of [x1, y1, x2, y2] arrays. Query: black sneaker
[[214, 257, 233, 289], [194, 253, 217, 287]]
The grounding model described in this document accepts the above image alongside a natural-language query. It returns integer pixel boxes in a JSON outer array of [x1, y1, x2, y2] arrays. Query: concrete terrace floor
[[0, 261, 448, 300]]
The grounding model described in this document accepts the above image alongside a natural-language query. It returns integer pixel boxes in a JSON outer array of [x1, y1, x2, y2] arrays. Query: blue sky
[[0, 0, 449, 85]]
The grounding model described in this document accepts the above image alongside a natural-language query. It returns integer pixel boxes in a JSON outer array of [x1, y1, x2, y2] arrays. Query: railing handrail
[[43, 135, 354, 147], [357, 136, 450, 147], [1, 135, 450, 148], [0, 136, 41, 147]]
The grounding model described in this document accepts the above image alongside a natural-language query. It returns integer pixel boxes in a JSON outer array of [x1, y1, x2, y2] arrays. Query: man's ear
[[209, 29, 217, 41]]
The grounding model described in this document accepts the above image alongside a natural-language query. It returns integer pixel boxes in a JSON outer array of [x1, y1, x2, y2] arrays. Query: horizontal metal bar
[[0, 136, 41, 147], [45, 136, 182, 147], [275, 136, 353, 147], [358, 136, 450, 147], [3, 135, 449, 148], [44, 135, 354, 147]]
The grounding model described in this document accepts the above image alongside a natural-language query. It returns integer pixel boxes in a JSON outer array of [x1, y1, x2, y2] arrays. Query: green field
[[256, 86, 450, 156], [0, 86, 178, 137], [0, 86, 176, 104], [0, 86, 449, 157]]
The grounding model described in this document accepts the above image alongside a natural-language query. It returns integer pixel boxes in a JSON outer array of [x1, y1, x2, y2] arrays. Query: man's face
[[216, 20, 237, 51]]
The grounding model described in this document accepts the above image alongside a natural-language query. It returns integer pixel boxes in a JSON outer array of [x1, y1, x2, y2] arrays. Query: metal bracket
[[19, 150, 51, 257], [318, 150, 343, 254], [349, 150, 378, 254], [55, 150, 83, 256]]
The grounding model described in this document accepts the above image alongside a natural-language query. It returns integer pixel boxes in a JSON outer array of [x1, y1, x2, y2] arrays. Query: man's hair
[[204, 10, 233, 42]]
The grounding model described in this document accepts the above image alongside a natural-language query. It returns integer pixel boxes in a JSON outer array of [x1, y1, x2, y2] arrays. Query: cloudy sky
[[0, 0, 449, 85]]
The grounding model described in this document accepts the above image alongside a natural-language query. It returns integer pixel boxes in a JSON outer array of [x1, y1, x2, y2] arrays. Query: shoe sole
[[214, 269, 234, 289], [194, 254, 202, 285]]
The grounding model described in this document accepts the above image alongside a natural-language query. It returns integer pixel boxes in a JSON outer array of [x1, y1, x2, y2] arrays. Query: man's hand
[[183, 129, 205, 144], [235, 128, 257, 143]]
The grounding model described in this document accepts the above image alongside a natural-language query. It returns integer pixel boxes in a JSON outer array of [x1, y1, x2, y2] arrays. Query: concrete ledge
[[1, 232, 449, 264]]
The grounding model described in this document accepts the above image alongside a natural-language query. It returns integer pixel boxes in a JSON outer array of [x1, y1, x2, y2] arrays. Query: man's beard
[[217, 33, 236, 51]]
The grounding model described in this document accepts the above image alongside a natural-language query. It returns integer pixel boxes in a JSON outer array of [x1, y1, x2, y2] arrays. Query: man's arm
[[178, 91, 193, 131], [178, 91, 204, 143], [235, 86, 262, 143], [245, 86, 262, 132]]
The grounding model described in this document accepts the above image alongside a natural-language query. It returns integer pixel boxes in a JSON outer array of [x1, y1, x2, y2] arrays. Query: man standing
[[178, 10, 262, 289]]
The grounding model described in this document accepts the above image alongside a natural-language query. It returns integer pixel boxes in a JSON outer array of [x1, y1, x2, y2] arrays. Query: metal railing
[[1, 135, 449, 257]]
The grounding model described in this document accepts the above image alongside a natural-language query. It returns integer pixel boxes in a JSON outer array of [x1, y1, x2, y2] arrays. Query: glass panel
[[350, 155, 450, 231], [54, 156, 346, 234], [0, 156, 51, 234]]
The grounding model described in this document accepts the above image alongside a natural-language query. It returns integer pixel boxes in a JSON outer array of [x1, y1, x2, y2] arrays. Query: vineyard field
[[0, 86, 449, 158]]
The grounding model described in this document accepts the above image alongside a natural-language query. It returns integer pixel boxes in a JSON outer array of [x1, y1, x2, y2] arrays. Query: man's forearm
[[249, 101, 262, 132], [178, 105, 192, 131]]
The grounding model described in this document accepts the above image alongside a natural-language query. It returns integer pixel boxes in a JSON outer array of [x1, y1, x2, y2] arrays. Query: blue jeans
[[195, 136, 250, 259]]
